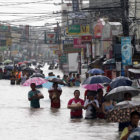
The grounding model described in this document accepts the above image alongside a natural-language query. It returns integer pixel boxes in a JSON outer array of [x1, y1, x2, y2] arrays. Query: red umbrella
[[18, 62, 24, 65]]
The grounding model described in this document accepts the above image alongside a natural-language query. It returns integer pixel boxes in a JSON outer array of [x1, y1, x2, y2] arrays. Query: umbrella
[[22, 67, 36, 72], [23, 77, 47, 86], [43, 76, 63, 89], [4, 65, 14, 70], [105, 86, 140, 101], [107, 105, 140, 123], [30, 73, 45, 78], [82, 75, 111, 85], [128, 127, 140, 140], [103, 58, 115, 65], [45, 76, 57, 79], [18, 62, 24, 65], [82, 84, 103, 91], [110, 76, 132, 89], [48, 78, 66, 85], [114, 101, 140, 110], [3, 59, 12, 64], [43, 82, 63, 89], [88, 68, 104, 75]]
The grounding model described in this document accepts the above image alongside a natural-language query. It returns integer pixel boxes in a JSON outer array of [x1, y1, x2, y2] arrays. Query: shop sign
[[45, 32, 56, 44], [73, 38, 86, 48], [81, 35, 92, 42]]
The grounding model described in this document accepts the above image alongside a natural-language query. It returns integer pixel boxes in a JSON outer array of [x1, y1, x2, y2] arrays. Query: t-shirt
[[28, 90, 40, 108], [120, 127, 129, 140], [84, 99, 99, 119], [68, 98, 84, 117]]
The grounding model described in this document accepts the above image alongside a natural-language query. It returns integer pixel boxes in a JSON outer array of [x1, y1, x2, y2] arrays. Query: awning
[[89, 57, 104, 66], [128, 69, 140, 74]]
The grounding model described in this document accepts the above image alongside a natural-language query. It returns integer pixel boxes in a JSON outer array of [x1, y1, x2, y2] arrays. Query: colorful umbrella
[[82, 84, 103, 91], [107, 105, 140, 123], [88, 68, 104, 75], [128, 127, 140, 140], [82, 75, 111, 85], [23, 77, 47, 86], [105, 86, 140, 102], [110, 76, 132, 89]]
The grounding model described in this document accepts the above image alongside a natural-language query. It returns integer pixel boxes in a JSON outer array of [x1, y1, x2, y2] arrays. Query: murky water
[[0, 65, 139, 140]]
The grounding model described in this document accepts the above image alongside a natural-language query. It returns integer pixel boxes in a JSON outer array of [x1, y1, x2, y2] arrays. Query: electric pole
[[121, 0, 129, 36]]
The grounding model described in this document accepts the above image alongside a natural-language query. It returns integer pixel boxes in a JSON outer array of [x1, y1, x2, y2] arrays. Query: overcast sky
[[0, 0, 61, 26]]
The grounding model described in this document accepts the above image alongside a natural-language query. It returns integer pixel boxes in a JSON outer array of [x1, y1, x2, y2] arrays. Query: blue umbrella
[[128, 127, 140, 140], [45, 76, 57, 80], [43, 76, 63, 89], [82, 75, 111, 85], [110, 76, 132, 89], [88, 68, 104, 75]]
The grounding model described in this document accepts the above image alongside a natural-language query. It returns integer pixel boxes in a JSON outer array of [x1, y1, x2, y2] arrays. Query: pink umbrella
[[23, 77, 47, 86], [83, 84, 103, 91]]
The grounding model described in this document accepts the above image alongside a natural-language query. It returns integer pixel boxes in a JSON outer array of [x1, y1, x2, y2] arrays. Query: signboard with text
[[67, 25, 90, 35], [121, 37, 132, 66], [45, 32, 56, 44], [81, 35, 92, 42], [73, 38, 86, 48]]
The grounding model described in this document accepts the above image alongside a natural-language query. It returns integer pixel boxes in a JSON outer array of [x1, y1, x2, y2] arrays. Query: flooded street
[[0, 64, 135, 140]]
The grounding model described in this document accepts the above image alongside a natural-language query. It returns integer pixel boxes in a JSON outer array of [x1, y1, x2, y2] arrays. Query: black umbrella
[[82, 75, 111, 85], [22, 67, 36, 72], [48, 78, 66, 85], [105, 86, 140, 102], [4, 65, 14, 70], [30, 73, 45, 78], [110, 76, 132, 89]]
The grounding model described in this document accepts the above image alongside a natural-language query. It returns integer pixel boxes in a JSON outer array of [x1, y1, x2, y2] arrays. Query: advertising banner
[[81, 35, 92, 42], [73, 38, 86, 48], [121, 37, 132, 66], [68, 25, 80, 35], [45, 32, 56, 44], [94, 20, 104, 39], [67, 25, 90, 35]]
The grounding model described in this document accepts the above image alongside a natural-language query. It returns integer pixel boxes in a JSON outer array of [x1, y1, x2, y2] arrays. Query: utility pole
[[72, 0, 79, 24], [121, 0, 129, 36]]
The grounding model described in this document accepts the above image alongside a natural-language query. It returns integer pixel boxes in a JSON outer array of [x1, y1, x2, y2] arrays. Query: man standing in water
[[67, 90, 84, 119], [28, 83, 44, 108]]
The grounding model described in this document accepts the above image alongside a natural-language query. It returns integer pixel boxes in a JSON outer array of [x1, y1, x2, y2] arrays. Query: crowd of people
[[62, 73, 81, 87], [1, 62, 139, 140], [27, 80, 140, 140]]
